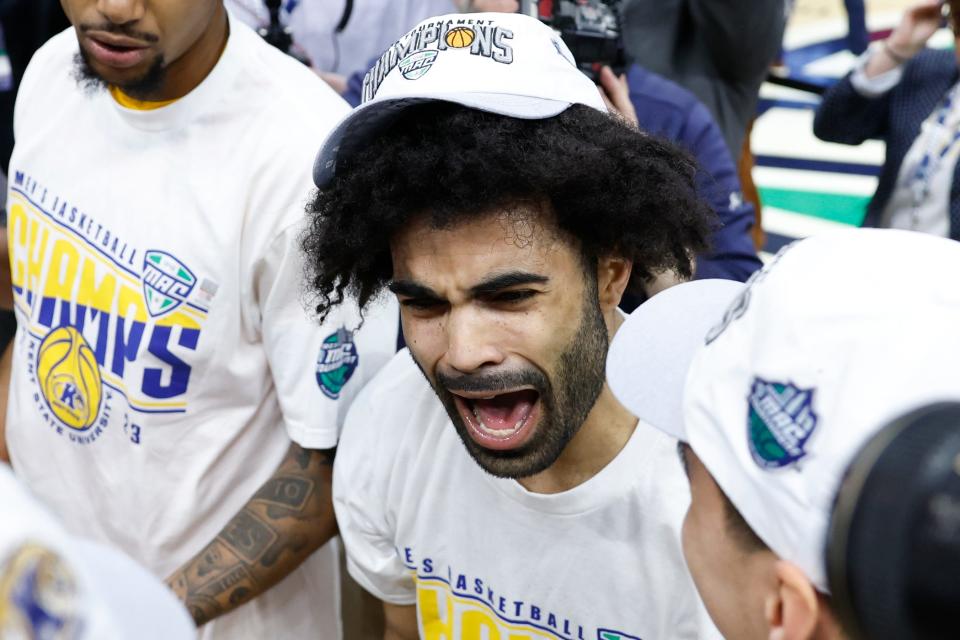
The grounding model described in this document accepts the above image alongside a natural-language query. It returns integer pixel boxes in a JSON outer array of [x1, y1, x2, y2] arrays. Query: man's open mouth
[[452, 389, 541, 451]]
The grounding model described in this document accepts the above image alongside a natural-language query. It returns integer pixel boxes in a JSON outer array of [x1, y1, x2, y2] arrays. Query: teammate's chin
[[73, 47, 166, 99]]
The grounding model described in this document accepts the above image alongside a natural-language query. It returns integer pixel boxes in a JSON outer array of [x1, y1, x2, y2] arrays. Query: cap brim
[[71, 539, 195, 639], [313, 93, 574, 188], [607, 279, 745, 441]]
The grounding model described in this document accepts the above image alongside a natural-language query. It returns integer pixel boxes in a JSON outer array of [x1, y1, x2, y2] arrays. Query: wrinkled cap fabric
[[607, 228, 960, 593], [608, 279, 745, 441], [312, 12, 607, 188]]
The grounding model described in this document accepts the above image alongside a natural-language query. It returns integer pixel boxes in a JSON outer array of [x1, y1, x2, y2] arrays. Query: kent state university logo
[[747, 378, 818, 469], [0, 543, 81, 640], [316, 327, 359, 400], [141, 249, 197, 317], [37, 326, 103, 432]]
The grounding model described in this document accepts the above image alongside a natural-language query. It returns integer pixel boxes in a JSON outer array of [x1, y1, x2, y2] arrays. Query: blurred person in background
[[621, 0, 786, 158], [814, 0, 960, 240], [844, 0, 870, 55], [2, 0, 398, 638], [224, 0, 455, 89], [621, 0, 786, 251]]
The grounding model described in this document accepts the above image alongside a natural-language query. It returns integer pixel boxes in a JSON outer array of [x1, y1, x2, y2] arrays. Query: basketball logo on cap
[[445, 26, 475, 48], [36, 326, 103, 432]]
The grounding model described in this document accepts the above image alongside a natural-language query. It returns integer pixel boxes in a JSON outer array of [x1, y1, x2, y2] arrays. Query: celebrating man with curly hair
[[304, 12, 720, 639]]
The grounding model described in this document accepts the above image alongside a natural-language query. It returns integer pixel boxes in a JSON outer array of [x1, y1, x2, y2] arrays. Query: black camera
[[518, 0, 625, 81], [258, 0, 312, 66], [827, 402, 960, 640]]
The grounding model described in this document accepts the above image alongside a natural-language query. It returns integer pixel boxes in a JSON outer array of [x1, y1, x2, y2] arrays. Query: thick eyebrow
[[387, 280, 443, 300], [469, 271, 549, 297]]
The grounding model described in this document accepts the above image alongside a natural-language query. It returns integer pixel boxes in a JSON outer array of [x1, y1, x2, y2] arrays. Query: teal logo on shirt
[[598, 630, 642, 640], [316, 328, 358, 399]]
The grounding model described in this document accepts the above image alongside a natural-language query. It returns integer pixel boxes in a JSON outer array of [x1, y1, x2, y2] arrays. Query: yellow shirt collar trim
[[109, 86, 179, 111]]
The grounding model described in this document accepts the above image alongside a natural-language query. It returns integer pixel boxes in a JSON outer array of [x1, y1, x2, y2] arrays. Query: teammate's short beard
[[428, 276, 609, 479], [73, 49, 166, 100]]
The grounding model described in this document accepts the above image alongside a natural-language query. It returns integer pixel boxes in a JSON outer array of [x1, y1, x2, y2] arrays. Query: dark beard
[[425, 283, 609, 479], [73, 49, 166, 100]]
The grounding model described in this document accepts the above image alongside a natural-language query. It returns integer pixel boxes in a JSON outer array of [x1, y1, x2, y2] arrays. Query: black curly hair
[[302, 102, 716, 321]]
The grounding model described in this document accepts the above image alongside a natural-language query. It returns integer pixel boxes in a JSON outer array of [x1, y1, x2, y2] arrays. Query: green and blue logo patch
[[399, 50, 438, 80], [598, 630, 642, 640], [747, 378, 818, 469], [141, 250, 196, 317], [316, 327, 358, 400]]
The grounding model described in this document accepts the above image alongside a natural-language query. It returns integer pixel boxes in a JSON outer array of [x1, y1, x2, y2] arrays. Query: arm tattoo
[[167, 444, 337, 627]]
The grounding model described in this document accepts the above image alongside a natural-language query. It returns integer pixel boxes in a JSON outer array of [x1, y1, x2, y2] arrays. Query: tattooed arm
[[165, 442, 336, 627]]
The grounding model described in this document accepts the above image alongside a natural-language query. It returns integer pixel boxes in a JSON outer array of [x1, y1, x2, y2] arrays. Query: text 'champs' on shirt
[[5, 13, 398, 640]]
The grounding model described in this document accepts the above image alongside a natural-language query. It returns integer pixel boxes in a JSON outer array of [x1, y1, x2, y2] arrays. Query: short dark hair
[[679, 442, 769, 553], [721, 489, 770, 554], [302, 103, 715, 321]]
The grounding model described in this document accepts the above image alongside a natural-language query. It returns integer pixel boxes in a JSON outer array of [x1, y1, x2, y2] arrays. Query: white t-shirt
[[6, 15, 398, 640], [335, 350, 718, 640], [226, 0, 457, 77], [0, 464, 195, 639]]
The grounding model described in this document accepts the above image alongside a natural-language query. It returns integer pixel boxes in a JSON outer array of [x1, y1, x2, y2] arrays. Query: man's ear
[[596, 255, 632, 310], [765, 560, 820, 640]]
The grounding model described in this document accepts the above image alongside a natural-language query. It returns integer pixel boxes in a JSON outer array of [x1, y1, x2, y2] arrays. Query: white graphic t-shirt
[[6, 15, 398, 640], [335, 351, 718, 640]]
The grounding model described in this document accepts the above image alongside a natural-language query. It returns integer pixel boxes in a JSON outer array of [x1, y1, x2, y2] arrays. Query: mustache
[[79, 22, 159, 44], [436, 368, 546, 395]]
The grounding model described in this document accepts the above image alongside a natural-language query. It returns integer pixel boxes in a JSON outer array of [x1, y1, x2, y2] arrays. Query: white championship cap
[[607, 228, 960, 593], [0, 465, 194, 639], [313, 12, 607, 188]]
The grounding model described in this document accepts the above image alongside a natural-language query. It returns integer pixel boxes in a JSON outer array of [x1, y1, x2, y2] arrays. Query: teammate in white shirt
[[305, 13, 718, 639], [2, 1, 397, 638]]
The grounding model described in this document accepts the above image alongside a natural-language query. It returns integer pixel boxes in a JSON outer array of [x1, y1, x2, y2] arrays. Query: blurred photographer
[[607, 228, 960, 640]]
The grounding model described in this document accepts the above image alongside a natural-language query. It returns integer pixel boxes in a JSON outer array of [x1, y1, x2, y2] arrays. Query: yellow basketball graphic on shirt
[[445, 27, 475, 48], [36, 326, 102, 431]]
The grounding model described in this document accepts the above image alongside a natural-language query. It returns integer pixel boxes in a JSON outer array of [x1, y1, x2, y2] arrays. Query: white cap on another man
[[607, 228, 960, 593], [313, 12, 607, 188], [0, 464, 194, 639]]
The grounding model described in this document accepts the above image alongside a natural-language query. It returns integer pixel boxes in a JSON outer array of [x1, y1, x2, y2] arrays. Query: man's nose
[[442, 307, 506, 375], [95, 0, 146, 25]]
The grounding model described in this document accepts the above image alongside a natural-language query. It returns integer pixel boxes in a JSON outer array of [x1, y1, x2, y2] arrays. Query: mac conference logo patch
[[142, 250, 196, 317], [747, 378, 818, 469], [399, 50, 438, 80], [316, 328, 359, 400]]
